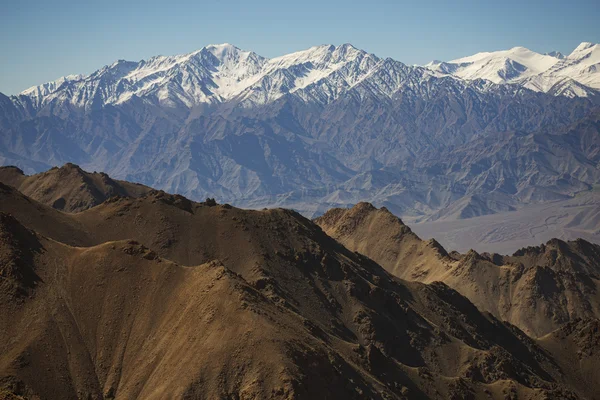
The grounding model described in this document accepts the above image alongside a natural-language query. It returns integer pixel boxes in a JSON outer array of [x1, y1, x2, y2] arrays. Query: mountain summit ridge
[[13, 41, 600, 107], [13, 43, 401, 110], [425, 41, 600, 96], [315, 201, 600, 338]]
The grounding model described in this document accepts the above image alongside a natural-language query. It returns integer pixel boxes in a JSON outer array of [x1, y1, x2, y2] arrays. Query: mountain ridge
[[2, 163, 599, 339], [0, 164, 151, 212], [315, 202, 600, 338], [1, 173, 600, 399], [11, 41, 600, 106], [425, 41, 600, 96]]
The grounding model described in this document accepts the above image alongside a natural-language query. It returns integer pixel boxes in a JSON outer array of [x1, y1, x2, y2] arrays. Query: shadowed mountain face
[[0, 164, 151, 212], [0, 178, 599, 399], [316, 203, 600, 338]]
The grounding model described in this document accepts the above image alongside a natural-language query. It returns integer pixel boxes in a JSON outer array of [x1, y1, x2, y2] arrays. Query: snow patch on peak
[[509, 46, 529, 52], [338, 43, 357, 50], [20, 74, 86, 99], [573, 42, 596, 53], [450, 51, 492, 64], [204, 43, 242, 57], [110, 59, 133, 67], [206, 42, 236, 49]]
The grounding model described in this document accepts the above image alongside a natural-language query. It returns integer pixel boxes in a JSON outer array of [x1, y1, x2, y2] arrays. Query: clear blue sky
[[1, 0, 599, 95]]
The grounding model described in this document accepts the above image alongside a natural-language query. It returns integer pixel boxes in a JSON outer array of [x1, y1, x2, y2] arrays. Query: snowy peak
[[266, 43, 372, 72], [228, 43, 386, 106], [528, 42, 600, 92], [445, 46, 560, 83], [200, 43, 267, 72], [21, 74, 85, 96], [424, 42, 600, 95], [20, 74, 86, 108], [204, 42, 240, 56], [571, 41, 596, 54]]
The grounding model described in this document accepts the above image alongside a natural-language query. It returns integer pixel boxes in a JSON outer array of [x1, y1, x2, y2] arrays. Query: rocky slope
[[314, 202, 451, 280], [0, 181, 599, 398], [316, 203, 600, 338], [0, 164, 151, 212]]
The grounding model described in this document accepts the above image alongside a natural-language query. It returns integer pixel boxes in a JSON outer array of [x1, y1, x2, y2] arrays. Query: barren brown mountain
[[1, 171, 599, 399], [315, 203, 600, 338], [314, 203, 452, 281], [0, 164, 151, 212]]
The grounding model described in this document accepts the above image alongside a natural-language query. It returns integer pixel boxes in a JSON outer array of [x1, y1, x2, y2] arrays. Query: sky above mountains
[[2, 0, 599, 95]]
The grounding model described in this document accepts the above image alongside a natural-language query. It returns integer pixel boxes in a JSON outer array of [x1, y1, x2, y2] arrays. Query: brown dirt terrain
[[314, 202, 452, 281], [0, 171, 599, 398], [0, 164, 151, 212], [316, 203, 600, 338], [537, 318, 600, 396]]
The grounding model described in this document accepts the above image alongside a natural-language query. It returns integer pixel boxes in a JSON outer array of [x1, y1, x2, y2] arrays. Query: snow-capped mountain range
[[425, 42, 600, 97], [13, 41, 600, 111], [15, 43, 409, 110], [1, 42, 600, 237]]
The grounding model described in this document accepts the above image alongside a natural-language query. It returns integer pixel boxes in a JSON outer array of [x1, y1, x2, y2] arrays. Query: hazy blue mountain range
[[1, 42, 600, 225]]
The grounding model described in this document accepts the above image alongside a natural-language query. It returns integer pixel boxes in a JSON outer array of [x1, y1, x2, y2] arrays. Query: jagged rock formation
[[316, 203, 600, 338]]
